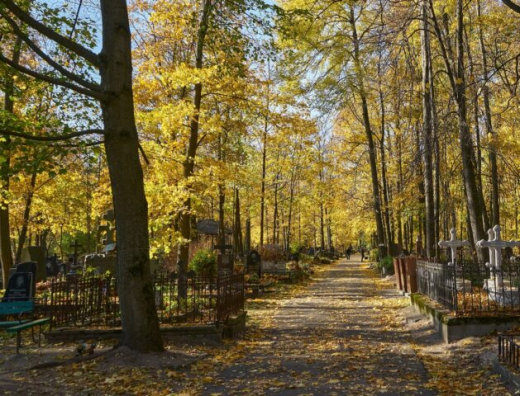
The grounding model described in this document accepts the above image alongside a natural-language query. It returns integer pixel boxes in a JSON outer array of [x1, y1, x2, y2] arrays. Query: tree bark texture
[[100, 0, 163, 352]]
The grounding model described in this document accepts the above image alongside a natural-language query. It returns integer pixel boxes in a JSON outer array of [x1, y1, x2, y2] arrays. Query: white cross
[[438, 228, 471, 267], [477, 225, 520, 272]]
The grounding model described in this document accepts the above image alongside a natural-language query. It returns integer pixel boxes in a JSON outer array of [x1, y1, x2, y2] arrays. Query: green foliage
[[369, 249, 379, 263], [376, 256, 394, 275], [290, 241, 304, 254], [189, 249, 217, 277], [248, 273, 259, 284]]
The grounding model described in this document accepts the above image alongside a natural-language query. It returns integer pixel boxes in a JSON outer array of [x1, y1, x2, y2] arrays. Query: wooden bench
[[0, 300, 50, 353], [7, 318, 50, 353]]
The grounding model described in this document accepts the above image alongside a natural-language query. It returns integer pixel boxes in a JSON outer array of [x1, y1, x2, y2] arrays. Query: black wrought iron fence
[[416, 259, 520, 315], [37, 275, 118, 330], [37, 272, 244, 329], [498, 333, 520, 371]]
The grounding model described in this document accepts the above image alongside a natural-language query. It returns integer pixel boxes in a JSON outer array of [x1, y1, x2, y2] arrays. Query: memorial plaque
[[218, 253, 234, 272], [2, 272, 33, 302]]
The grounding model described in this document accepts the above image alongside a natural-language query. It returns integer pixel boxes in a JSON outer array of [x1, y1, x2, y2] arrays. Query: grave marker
[[438, 228, 471, 267], [2, 272, 33, 302], [477, 225, 520, 273], [21, 246, 47, 281], [477, 225, 520, 305], [70, 239, 83, 266]]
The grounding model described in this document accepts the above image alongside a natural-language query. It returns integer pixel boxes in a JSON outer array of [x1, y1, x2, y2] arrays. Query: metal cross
[[70, 239, 83, 266], [438, 228, 471, 267], [477, 225, 520, 272]]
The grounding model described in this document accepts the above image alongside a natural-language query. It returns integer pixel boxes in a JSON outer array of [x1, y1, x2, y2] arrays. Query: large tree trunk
[[349, 6, 385, 248], [100, 0, 162, 352], [430, 0, 487, 256], [454, 0, 486, 253], [420, 0, 435, 258], [0, 37, 21, 284]]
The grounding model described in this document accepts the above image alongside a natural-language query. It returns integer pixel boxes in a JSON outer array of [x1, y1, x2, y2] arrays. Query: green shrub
[[299, 253, 313, 264], [369, 248, 379, 262], [376, 256, 394, 275], [248, 273, 259, 284], [189, 249, 217, 277], [289, 241, 304, 255]]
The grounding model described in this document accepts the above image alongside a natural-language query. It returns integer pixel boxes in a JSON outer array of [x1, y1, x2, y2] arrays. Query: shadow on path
[[203, 256, 435, 395]]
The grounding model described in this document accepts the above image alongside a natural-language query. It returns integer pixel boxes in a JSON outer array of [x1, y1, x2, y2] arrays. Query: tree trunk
[[431, 70, 441, 257], [477, 0, 499, 227], [286, 174, 295, 252], [349, 6, 385, 248], [379, 85, 393, 254], [430, 0, 487, 256], [320, 202, 325, 249], [176, 0, 212, 286], [15, 170, 37, 263], [454, 0, 486, 254], [420, 0, 435, 258], [272, 173, 278, 245], [100, 0, 162, 352], [0, 37, 21, 284], [234, 188, 243, 256]]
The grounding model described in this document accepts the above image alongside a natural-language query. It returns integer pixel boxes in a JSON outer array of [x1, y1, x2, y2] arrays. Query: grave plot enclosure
[[37, 272, 245, 329], [416, 226, 520, 315], [416, 259, 520, 314]]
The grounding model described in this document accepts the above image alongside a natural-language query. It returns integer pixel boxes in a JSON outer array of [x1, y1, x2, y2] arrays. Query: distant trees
[[278, 0, 520, 256]]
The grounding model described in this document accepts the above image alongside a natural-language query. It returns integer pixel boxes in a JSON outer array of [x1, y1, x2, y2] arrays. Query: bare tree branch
[[0, 0, 101, 68], [0, 52, 106, 100], [503, 0, 520, 14], [1, 11, 101, 92], [0, 129, 104, 141], [138, 143, 150, 165]]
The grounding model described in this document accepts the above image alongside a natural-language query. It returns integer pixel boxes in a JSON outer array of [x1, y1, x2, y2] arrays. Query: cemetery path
[[0, 257, 509, 395], [201, 256, 436, 395]]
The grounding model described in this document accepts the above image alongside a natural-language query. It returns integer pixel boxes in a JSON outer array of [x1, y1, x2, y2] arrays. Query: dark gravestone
[[218, 254, 234, 273], [16, 262, 37, 297], [246, 250, 262, 276], [85, 254, 117, 276], [46, 254, 60, 277], [2, 272, 33, 302], [21, 246, 46, 282]]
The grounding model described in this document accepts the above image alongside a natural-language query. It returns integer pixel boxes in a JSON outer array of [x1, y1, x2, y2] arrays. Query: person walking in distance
[[360, 246, 365, 262], [346, 245, 352, 260]]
